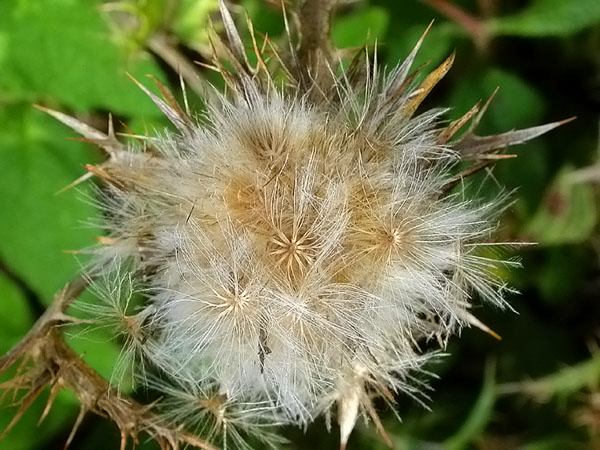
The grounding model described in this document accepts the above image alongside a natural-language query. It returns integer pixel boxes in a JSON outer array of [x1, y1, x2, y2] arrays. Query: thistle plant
[[0, 1, 570, 449]]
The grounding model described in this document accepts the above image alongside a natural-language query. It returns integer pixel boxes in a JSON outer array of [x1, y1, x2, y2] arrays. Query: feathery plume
[[41, 1, 568, 448]]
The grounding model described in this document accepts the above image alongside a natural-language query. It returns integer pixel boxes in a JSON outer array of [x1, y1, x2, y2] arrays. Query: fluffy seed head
[[47, 3, 562, 448]]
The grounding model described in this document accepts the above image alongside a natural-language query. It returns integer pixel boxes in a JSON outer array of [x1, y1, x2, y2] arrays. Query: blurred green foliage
[[0, 0, 599, 449]]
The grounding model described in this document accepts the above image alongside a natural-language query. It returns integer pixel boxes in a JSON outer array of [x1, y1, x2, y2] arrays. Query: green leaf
[[536, 246, 588, 303], [525, 166, 598, 245], [173, 0, 219, 49], [0, 274, 34, 354], [444, 360, 496, 450], [243, 0, 285, 36], [332, 7, 389, 48], [0, 0, 165, 116], [497, 141, 549, 217], [489, 0, 600, 37], [0, 105, 101, 302]]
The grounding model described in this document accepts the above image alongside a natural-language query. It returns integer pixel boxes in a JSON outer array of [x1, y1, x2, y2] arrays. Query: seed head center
[[268, 231, 315, 276]]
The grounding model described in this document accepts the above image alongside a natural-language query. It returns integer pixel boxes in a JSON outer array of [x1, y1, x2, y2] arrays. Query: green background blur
[[0, 0, 599, 449]]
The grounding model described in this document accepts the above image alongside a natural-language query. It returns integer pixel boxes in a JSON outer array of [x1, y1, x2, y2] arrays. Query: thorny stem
[[297, 0, 337, 91], [0, 276, 89, 374], [0, 275, 217, 450]]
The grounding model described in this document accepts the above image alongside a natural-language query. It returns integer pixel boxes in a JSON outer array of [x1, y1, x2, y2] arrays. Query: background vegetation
[[0, 0, 599, 449]]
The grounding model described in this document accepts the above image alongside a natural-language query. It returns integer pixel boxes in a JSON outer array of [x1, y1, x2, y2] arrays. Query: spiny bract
[[44, 2, 564, 449]]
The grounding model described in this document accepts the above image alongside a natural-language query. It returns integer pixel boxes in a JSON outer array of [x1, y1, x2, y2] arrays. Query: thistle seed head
[[43, 2, 566, 448]]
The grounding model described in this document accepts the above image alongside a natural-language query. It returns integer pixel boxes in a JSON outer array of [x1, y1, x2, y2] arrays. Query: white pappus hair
[[42, 2, 567, 448]]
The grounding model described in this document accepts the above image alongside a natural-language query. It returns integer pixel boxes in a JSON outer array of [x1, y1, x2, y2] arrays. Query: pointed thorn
[[401, 51, 456, 118], [84, 164, 124, 189], [97, 236, 118, 245], [218, 0, 245, 57], [146, 74, 192, 125], [364, 400, 394, 449], [53, 312, 89, 325], [34, 105, 123, 156], [467, 87, 500, 134], [417, 20, 436, 49], [459, 117, 576, 157], [107, 113, 116, 139], [439, 101, 481, 144], [55, 171, 94, 195], [126, 73, 190, 132], [64, 407, 87, 449], [38, 381, 62, 425], [179, 72, 191, 116], [478, 153, 518, 160], [466, 312, 502, 340], [0, 377, 48, 441]]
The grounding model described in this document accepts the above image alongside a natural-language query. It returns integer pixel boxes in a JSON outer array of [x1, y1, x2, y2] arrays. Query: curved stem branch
[[423, 0, 489, 49]]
